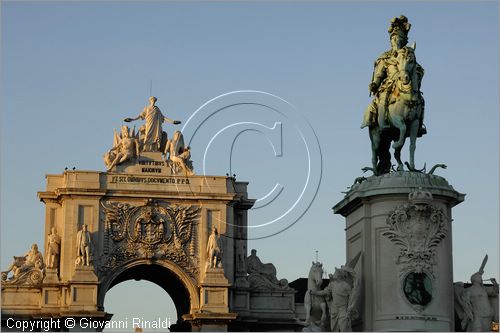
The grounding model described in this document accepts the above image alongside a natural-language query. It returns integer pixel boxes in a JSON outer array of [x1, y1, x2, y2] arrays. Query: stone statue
[[46, 227, 61, 269], [307, 253, 361, 332], [455, 255, 499, 332], [246, 249, 289, 290], [303, 262, 329, 332], [310, 266, 359, 332], [104, 125, 140, 171], [206, 226, 222, 269], [360, 15, 426, 175], [2, 244, 45, 284], [124, 96, 181, 152], [165, 130, 194, 175], [75, 224, 92, 266]]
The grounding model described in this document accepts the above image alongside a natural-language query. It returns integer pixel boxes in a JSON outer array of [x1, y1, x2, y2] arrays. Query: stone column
[[334, 171, 464, 331]]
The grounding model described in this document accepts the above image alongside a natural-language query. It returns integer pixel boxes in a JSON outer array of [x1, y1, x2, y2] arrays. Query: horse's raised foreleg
[[391, 117, 407, 149]]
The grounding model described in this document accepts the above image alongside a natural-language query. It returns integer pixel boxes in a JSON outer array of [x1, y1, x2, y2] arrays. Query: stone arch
[[98, 259, 200, 320]]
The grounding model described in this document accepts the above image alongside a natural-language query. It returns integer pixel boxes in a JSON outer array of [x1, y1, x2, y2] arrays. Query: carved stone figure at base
[[308, 253, 361, 332], [311, 267, 358, 332], [46, 227, 61, 269], [303, 262, 329, 332], [246, 249, 289, 290], [75, 224, 93, 266], [104, 125, 140, 171], [2, 244, 45, 284], [165, 130, 194, 175], [206, 226, 222, 269], [455, 255, 499, 332]]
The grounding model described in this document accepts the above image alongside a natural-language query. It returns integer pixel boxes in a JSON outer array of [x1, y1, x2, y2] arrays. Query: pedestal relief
[[383, 190, 449, 312]]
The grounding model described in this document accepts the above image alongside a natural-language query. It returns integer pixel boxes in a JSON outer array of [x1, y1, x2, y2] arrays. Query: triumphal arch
[[1, 96, 296, 331]]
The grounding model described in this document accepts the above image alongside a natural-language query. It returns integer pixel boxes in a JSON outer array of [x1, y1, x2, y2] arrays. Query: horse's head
[[396, 44, 417, 88], [308, 261, 324, 288]]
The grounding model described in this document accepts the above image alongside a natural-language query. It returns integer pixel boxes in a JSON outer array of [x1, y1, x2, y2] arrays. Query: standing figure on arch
[[46, 228, 61, 269], [125, 96, 182, 152], [361, 15, 426, 175], [206, 226, 223, 269], [75, 224, 93, 266]]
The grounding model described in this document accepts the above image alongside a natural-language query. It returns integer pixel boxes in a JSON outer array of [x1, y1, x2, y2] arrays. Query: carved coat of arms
[[383, 190, 448, 276], [99, 199, 200, 279], [383, 190, 449, 311]]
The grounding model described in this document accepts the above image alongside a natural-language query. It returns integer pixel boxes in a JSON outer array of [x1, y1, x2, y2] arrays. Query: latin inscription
[[142, 168, 162, 173], [110, 176, 190, 185], [139, 161, 165, 166]]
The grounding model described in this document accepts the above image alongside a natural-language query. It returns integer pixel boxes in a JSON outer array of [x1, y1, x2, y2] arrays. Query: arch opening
[[101, 263, 196, 331], [107, 264, 190, 318], [104, 280, 177, 332]]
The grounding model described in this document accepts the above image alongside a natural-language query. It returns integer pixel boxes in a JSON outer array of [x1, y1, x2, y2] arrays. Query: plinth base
[[72, 266, 98, 282], [334, 171, 464, 332], [43, 268, 59, 284]]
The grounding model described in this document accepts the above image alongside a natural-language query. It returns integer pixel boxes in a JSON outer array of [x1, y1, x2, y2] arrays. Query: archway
[[104, 280, 177, 332], [99, 261, 200, 331]]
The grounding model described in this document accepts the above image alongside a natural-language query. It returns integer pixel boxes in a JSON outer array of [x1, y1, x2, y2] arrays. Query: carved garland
[[98, 199, 200, 280]]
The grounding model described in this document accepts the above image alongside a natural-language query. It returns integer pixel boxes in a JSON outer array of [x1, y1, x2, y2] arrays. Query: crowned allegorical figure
[[125, 96, 181, 152], [104, 96, 194, 174]]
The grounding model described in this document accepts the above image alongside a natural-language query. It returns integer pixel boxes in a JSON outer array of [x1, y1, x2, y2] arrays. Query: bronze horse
[[368, 44, 425, 175]]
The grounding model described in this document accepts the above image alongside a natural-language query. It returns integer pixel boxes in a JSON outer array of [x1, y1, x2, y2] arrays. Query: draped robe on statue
[[140, 105, 165, 151]]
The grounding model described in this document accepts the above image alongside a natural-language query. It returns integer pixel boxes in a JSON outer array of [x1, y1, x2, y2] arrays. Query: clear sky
[[1, 1, 498, 330]]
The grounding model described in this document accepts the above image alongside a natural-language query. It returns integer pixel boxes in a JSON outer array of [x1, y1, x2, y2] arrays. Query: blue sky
[[1, 1, 498, 329]]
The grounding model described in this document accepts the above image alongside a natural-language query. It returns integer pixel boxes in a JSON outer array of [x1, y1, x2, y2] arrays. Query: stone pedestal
[[43, 268, 59, 284], [201, 268, 231, 313], [333, 171, 464, 331], [68, 266, 99, 312], [230, 286, 298, 330]]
